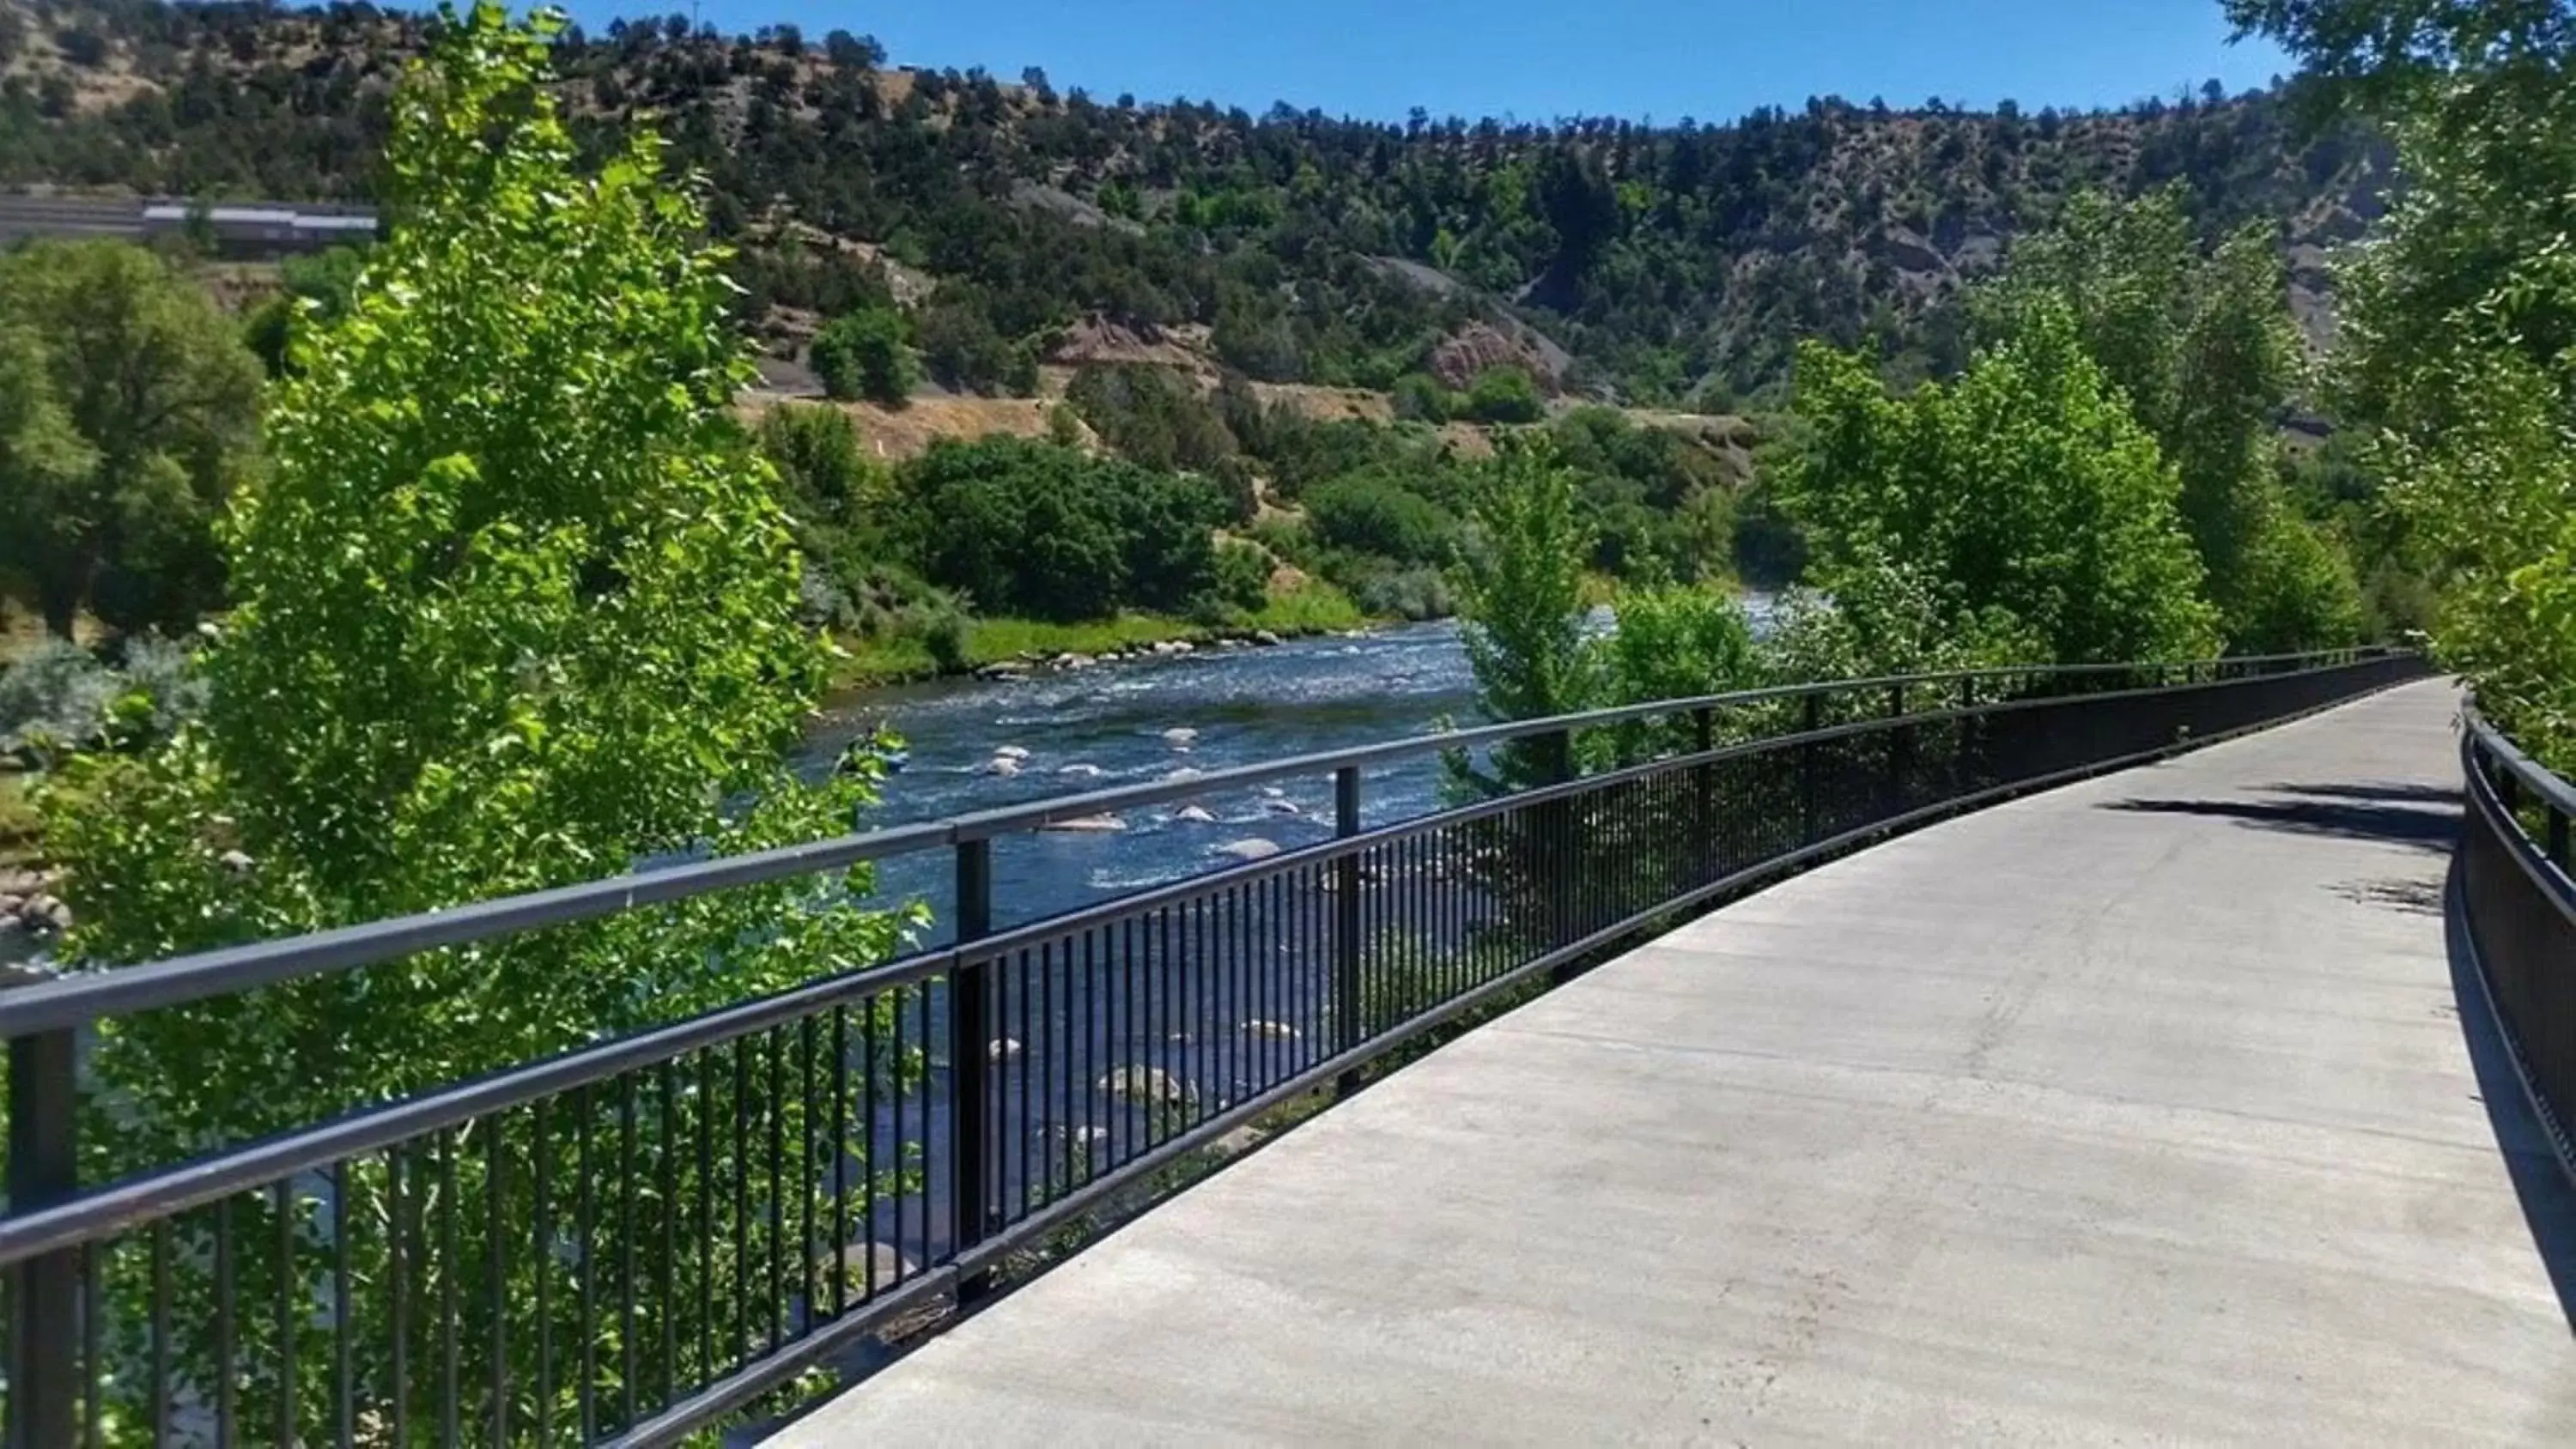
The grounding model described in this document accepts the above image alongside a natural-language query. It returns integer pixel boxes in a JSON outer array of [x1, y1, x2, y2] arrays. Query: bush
[[0, 640, 117, 756], [1464, 365, 1544, 424], [1391, 373, 1451, 423], [1303, 471, 1459, 566], [1066, 364, 1238, 473], [1350, 564, 1455, 621], [895, 436, 1229, 621], [0, 637, 203, 760], [911, 591, 973, 671], [915, 294, 1035, 397], [810, 306, 918, 404], [1205, 539, 1273, 616]]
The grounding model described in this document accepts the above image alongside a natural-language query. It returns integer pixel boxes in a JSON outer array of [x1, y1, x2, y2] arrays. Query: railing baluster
[[1334, 765, 1364, 1094], [952, 838, 993, 1270], [3, 976, 78, 1449]]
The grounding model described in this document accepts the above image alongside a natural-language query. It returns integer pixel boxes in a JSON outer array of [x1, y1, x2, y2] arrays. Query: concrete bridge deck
[[778, 681, 2576, 1445]]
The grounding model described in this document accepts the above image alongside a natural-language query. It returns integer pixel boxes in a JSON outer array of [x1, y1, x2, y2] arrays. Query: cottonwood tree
[[50, 8, 918, 1434], [2232, 0, 2576, 763], [1785, 302, 2222, 668], [0, 240, 264, 638]]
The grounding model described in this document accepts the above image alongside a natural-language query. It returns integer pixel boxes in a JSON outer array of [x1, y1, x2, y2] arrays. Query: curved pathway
[[779, 681, 2576, 1445]]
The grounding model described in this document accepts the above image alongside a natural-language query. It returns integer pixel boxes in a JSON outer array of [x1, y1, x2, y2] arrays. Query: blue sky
[[575, 0, 2290, 124]]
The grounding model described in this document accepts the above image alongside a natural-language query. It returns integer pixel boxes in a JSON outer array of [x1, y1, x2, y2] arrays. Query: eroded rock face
[[1429, 321, 1561, 394]]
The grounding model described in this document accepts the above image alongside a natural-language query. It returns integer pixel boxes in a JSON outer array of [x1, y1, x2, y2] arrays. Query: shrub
[[0, 640, 117, 756], [1066, 364, 1239, 473], [810, 306, 918, 405], [1464, 365, 1544, 424], [895, 437, 1228, 621], [1391, 373, 1452, 423], [1206, 539, 1273, 616], [912, 591, 973, 671], [1303, 471, 1459, 567], [1350, 565, 1455, 621]]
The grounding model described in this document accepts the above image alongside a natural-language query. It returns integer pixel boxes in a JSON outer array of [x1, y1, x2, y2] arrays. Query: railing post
[[1886, 682, 1910, 820], [5, 965, 79, 1449], [1692, 706, 1715, 874], [1798, 691, 1823, 846], [1540, 729, 1581, 982], [949, 839, 993, 1266], [1333, 766, 1364, 1096], [1953, 675, 1976, 796], [2549, 805, 2570, 872]]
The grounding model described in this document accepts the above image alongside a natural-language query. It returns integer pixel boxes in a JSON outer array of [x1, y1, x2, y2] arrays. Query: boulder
[[1253, 630, 1282, 647], [1173, 804, 1218, 824], [982, 756, 1024, 778], [1161, 727, 1199, 747], [992, 744, 1032, 761], [1239, 1020, 1300, 1041], [1163, 765, 1204, 782], [1216, 838, 1281, 862], [1097, 1064, 1196, 1106], [1263, 798, 1301, 816], [1056, 762, 1105, 779]]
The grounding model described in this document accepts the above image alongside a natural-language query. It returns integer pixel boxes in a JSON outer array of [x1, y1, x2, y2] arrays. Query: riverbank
[[829, 586, 1374, 689]]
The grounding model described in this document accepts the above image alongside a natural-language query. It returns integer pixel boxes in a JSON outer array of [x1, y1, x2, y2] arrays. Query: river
[[801, 597, 1776, 939]]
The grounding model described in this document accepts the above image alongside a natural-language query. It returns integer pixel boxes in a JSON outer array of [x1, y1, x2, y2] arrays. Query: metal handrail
[[2464, 705, 2576, 829], [0, 647, 2399, 1270], [0, 647, 2375, 1040], [0, 647, 2424, 1449]]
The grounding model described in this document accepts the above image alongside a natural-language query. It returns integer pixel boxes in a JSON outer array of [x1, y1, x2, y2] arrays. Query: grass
[[829, 583, 1372, 690]]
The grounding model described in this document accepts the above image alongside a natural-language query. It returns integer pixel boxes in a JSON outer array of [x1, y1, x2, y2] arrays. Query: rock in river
[[1097, 1064, 1197, 1106], [1042, 813, 1127, 834], [1216, 838, 1280, 862]]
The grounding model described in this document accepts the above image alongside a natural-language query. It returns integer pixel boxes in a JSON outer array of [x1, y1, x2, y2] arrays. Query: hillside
[[0, 0, 2389, 406]]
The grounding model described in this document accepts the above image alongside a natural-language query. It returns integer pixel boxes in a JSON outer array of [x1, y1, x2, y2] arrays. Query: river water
[[799, 620, 1479, 939], [801, 597, 1775, 939]]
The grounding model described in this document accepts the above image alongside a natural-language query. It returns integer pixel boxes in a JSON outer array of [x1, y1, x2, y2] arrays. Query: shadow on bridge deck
[[2099, 780, 2464, 852]]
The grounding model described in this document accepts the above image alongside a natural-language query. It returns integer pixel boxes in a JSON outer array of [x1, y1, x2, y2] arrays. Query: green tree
[[0, 240, 264, 638], [1785, 304, 2221, 667], [50, 8, 922, 1434], [242, 244, 373, 379], [895, 436, 1227, 619], [1446, 435, 1601, 794], [1303, 470, 1459, 566], [54, 0, 912, 1201], [811, 304, 920, 404], [2232, 0, 2576, 761], [1983, 189, 2360, 649]]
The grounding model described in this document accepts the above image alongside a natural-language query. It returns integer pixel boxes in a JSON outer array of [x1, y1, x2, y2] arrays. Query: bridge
[[3, 651, 2572, 1446], [779, 676, 2576, 1444]]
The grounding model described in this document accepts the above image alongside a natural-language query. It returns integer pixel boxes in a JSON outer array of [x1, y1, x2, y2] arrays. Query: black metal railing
[[0, 648, 2427, 1446], [2458, 706, 2576, 1182]]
